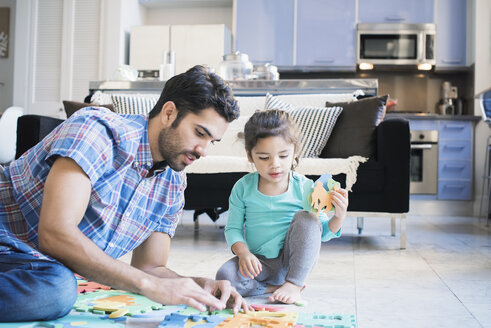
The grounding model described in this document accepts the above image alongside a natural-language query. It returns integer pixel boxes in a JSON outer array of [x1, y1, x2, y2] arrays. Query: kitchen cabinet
[[235, 0, 355, 69], [235, 0, 294, 66], [170, 25, 231, 74], [296, 0, 356, 68], [409, 118, 473, 200], [436, 0, 467, 68], [438, 120, 472, 200], [358, 0, 434, 23], [130, 25, 171, 71]]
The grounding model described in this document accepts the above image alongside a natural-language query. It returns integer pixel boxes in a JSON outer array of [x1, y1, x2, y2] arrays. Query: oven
[[410, 130, 438, 194]]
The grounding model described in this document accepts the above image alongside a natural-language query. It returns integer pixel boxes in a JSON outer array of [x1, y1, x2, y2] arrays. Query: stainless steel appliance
[[357, 23, 435, 66], [410, 130, 438, 194]]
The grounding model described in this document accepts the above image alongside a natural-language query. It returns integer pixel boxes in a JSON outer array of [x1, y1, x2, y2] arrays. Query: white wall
[[473, 0, 491, 216], [0, 0, 15, 113]]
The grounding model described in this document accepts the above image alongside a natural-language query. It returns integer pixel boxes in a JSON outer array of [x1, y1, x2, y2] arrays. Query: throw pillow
[[321, 95, 388, 159], [110, 94, 159, 115], [207, 115, 250, 157], [62, 101, 115, 119], [265, 93, 343, 158]]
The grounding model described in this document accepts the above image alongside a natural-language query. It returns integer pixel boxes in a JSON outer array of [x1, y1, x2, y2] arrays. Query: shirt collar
[[135, 117, 166, 171]]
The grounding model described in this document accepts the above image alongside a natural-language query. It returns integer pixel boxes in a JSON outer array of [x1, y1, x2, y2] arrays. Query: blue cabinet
[[436, 0, 467, 68], [235, 0, 294, 66], [409, 119, 473, 200], [358, 0, 434, 23], [437, 121, 472, 200], [296, 0, 356, 68]]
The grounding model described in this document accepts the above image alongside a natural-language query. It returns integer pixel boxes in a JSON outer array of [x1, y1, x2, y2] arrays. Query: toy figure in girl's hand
[[216, 109, 349, 305], [303, 173, 341, 218]]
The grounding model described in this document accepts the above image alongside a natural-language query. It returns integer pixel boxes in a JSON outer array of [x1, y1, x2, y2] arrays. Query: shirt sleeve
[[320, 217, 342, 242], [224, 181, 247, 249], [45, 111, 120, 185]]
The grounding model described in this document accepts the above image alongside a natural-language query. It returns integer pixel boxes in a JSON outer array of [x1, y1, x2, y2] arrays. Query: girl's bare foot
[[268, 281, 303, 304]]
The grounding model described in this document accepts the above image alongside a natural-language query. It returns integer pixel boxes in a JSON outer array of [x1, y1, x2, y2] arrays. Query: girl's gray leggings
[[215, 210, 322, 297]]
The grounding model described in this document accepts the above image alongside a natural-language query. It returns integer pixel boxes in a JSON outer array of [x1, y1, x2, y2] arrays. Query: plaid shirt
[[0, 107, 186, 260]]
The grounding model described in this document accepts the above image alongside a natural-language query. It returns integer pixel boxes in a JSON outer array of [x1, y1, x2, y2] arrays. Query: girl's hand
[[332, 188, 349, 220], [238, 252, 262, 279]]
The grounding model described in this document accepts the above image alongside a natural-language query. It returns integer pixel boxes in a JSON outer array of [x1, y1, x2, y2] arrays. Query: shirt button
[[125, 212, 130, 217], [109, 242, 115, 247]]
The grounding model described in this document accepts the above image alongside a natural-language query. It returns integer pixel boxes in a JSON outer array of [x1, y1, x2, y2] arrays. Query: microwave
[[357, 23, 435, 67]]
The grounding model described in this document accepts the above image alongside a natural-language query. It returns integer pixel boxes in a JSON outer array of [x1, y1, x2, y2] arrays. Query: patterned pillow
[[110, 94, 159, 115], [265, 93, 343, 158]]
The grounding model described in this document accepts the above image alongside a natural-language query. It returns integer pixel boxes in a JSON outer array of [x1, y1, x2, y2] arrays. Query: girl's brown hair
[[243, 109, 300, 169]]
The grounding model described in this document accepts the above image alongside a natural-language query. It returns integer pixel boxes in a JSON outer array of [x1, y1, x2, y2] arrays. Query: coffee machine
[[439, 81, 460, 115]]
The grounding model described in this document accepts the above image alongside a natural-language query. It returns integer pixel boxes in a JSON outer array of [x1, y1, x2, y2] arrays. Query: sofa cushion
[[321, 95, 388, 159], [110, 94, 159, 115], [207, 115, 249, 157], [265, 93, 343, 158], [62, 101, 114, 118]]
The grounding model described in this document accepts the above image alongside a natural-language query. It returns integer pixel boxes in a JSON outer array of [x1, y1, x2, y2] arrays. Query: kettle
[[216, 51, 253, 81]]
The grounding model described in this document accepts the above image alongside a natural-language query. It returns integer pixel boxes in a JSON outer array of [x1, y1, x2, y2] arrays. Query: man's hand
[[140, 276, 228, 313], [198, 278, 251, 314]]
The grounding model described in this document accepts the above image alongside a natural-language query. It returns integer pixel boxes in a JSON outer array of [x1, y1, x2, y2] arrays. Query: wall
[[0, 0, 15, 113], [473, 0, 491, 216]]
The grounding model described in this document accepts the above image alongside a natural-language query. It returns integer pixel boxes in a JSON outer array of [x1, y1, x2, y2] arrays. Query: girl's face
[[248, 135, 295, 186]]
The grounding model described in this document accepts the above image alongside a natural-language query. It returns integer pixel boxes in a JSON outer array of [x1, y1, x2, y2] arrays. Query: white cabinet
[[358, 0, 434, 23], [130, 25, 170, 71], [170, 24, 231, 74]]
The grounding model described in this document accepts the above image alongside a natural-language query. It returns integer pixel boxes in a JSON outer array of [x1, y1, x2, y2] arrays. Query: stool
[[478, 135, 491, 225], [477, 87, 491, 225]]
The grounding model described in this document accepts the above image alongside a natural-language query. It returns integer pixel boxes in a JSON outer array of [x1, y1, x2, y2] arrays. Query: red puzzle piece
[[77, 281, 111, 294]]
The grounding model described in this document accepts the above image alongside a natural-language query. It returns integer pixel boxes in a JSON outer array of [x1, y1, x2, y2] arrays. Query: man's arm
[[37, 157, 226, 312], [131, 227, 249, 313]]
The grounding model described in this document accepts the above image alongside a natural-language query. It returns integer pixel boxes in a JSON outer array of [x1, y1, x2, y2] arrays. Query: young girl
[[216, 109, 349, 304]]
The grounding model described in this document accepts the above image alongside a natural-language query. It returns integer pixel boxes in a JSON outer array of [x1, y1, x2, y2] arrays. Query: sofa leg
[[357, 217, 364, 234], [400, 215, 407, 249], [391, 217, 396, 236]]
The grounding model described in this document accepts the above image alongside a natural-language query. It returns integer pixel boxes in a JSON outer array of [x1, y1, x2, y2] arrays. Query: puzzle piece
[[250, 304, 287, 312], [74, 289, 165, 317], [306, 173, 341, 218], [77, 281, 111, 294], [295, 312, 356, 328]]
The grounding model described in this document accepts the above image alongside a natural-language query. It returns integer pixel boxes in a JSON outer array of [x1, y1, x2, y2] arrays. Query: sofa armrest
[[16, 115, 65, 159], [375, 118, 410, 212]]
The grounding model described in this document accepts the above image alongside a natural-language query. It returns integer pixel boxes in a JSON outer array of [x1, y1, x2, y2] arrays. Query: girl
[[216, 109, 349, 304]]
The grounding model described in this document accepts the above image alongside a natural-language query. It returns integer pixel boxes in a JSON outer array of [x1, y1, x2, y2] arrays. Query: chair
[[0, 106, 24, 164], [477, 87, 491, 225]]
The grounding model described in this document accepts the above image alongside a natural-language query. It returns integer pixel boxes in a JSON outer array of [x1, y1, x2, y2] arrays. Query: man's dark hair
[[148, 65, 239, 126]]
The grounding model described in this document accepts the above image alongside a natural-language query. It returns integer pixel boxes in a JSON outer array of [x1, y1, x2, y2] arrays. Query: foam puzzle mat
[[0, 277, 356, 328]]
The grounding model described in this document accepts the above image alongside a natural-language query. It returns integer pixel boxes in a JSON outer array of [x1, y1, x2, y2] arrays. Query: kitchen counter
[[385, 113, 481, 122]]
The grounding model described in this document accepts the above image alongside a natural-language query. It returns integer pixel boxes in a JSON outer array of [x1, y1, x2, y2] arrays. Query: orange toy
[[310, 182, 339, 218]]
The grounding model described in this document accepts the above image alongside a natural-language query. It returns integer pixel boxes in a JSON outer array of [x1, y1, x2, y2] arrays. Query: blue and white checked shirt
[[0, 107, 186, 260]]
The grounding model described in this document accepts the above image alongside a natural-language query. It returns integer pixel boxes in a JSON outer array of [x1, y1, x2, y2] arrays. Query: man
[[0, 65, 247, 321]]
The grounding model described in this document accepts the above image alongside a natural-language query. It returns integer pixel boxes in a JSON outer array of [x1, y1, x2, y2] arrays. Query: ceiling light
[[359, 63, 374, 70]]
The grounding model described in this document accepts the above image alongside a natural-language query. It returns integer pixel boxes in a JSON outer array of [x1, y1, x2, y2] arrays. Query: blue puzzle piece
[[296, 312, 357, 328], [158, 313, 189, 327]]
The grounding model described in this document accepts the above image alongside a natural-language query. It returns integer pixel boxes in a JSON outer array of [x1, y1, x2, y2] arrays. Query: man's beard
[[158, 126, 200, 171]]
